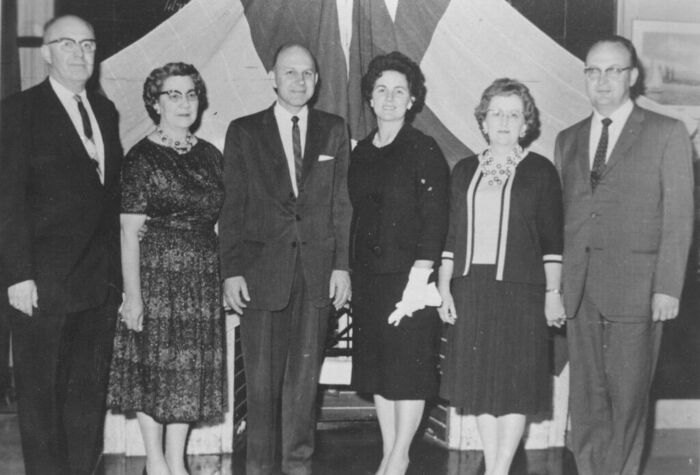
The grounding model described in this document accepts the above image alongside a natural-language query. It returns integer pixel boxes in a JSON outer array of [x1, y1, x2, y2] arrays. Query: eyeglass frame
[[485, 109, 524, 121], [583, 66, 633, 81], [45, 37, 97, 53], [158, 89, 200, 103]]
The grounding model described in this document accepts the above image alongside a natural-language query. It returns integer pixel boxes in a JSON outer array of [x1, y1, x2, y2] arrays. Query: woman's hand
[[545, 291, 566, 328], [120, 295, 144, 332], [438, 287, 457, 324]]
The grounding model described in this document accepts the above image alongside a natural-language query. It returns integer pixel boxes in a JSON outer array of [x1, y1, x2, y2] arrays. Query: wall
[[617, 0, 700, 38]]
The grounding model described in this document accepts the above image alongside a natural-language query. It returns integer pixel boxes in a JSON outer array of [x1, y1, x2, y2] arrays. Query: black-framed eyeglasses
[[45, 37, 97, 53], [159, 90, 199, 103], [583, 66, 632, 81]]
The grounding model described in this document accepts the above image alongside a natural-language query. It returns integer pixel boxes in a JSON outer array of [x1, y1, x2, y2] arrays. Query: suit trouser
[[240, 263, 331, 475], [9, 293, 117, 475], [0, 301, 11, 396], [567, 291, 662, 475]]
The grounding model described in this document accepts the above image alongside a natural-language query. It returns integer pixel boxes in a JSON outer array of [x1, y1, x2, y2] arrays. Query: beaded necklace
[[478, 146, 525, 186], [155, 127, 197, 154]]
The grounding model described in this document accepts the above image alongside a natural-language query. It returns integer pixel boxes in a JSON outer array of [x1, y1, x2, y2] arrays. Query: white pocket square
[[318, 154, 335, 162]]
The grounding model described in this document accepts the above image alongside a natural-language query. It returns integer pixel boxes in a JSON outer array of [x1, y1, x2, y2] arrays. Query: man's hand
[[329, 270, 351, 310], [224, 276, 250, 315], [8, 280, 38, 317], [651, 293, 679, 322]]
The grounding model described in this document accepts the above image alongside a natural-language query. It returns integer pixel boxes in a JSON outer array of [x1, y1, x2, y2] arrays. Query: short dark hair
[[361, 51, 426, 122], [474, 78, 541, 148], [586, 35, 639, 69], [142, 62, 208, 124], [585, 35, 643, 97], [271, 43, 318, 72]]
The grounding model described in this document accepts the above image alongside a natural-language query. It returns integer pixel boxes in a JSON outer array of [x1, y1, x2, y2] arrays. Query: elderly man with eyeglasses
[[554, 35, 694, 475], [0, 15, 123, 475]]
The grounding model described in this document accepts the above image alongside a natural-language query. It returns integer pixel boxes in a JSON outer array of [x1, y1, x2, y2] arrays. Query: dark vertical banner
[[0, 0, 20, 100], [242, 0, 350, 121]]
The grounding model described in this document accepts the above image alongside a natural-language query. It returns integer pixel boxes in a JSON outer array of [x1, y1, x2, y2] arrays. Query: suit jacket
[[554, 105, 693, 321], [348, 124, 449, 274], [219, 104, 352, 311], [0, 79, 123, 314]]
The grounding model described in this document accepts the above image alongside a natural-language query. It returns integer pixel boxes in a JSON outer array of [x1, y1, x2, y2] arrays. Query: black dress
[[107, 138, 226, 423], [348, 125, 449, 400]]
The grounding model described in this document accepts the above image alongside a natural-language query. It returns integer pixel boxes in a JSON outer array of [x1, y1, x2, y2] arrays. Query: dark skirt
[[440, 265, 551, 416], [351, 271, 441, 400]]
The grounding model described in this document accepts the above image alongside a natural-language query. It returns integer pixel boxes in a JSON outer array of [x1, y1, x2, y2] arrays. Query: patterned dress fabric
[[107, 138, 226, 423]]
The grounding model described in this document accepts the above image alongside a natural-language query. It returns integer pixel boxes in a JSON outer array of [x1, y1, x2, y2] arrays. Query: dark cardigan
[[443, 151, 563, 284], [348, 124, 449, 274]]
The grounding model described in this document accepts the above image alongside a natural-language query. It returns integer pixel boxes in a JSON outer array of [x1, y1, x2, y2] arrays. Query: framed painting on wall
[[632, 20, 700, 117]]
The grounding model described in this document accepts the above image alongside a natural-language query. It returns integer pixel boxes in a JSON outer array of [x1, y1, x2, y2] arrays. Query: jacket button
[[372, 245, 382, 256], [295, 214, 301, 221], [291, 242, 297, 248], [585, 246, 590, 253]]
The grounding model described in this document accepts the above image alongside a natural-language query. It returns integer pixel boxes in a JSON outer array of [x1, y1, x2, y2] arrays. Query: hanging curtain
[[1, 0, 20, 100]]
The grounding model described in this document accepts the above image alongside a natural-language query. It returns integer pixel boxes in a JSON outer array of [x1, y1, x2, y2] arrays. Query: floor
[[0, 415, 697, 475]]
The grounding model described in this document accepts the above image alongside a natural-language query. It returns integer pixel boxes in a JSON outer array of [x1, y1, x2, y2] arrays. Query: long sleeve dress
[[348, 124, 449, 400]]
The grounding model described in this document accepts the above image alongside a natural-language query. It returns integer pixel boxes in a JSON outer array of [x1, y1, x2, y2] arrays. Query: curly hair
[[143, 62, 208, 124], [361, 51, 426, 122], [474, 78, 541, 148]]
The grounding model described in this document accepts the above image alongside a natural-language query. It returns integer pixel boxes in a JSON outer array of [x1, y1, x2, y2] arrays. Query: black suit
[[220, 104, 351, 475], [0, 79, 122, 475]]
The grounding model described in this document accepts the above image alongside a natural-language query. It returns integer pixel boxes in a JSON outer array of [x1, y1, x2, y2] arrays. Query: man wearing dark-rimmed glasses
[[0, 14, 123, 475], [554, 35, 693, 475]]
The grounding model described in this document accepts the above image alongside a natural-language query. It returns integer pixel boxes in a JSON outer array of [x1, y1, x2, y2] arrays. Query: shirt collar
[[49, 76, 87, 102], [274, 102, 309, 124], [593, 98, 634, 125]]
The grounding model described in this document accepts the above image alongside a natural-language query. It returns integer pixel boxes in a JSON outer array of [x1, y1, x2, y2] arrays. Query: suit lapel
[[575, 116, 592, 182], [40, 81, 91, 167], [301, 110, 322, 182], [261, 106, 295, 194], [601, 106, 644, 179]]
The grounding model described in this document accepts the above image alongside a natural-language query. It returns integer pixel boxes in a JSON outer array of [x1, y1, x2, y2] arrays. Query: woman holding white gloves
[[348, 51, 449, 475]]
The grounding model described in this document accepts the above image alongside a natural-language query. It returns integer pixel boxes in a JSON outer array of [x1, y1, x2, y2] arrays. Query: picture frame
[[631, 20, 700, 117]]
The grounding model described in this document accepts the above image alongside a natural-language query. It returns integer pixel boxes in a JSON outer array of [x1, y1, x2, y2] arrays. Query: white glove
[[387, 267, 442, 326]]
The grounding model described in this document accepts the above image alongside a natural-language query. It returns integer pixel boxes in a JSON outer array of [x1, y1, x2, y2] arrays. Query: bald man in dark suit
[[220, 44, 352, 475], [0, 15, 122, 475], [555, 36, 693, 475]]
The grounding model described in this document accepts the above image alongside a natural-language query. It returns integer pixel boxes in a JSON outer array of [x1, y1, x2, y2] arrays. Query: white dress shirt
[[588, 99, 634, 168], [49, 76, 105, 183], [274, 102, 308, 196]]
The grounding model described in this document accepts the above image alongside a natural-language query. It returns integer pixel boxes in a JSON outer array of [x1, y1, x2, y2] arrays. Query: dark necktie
[[291, 115, 303, 191], [74, 94, 93, 140], [74, 94, 102, 181], [590, 117, 612, 190]]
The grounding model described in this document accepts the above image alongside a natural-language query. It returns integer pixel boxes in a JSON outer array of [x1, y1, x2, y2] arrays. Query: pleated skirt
[[440, 265, 551, 416]]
